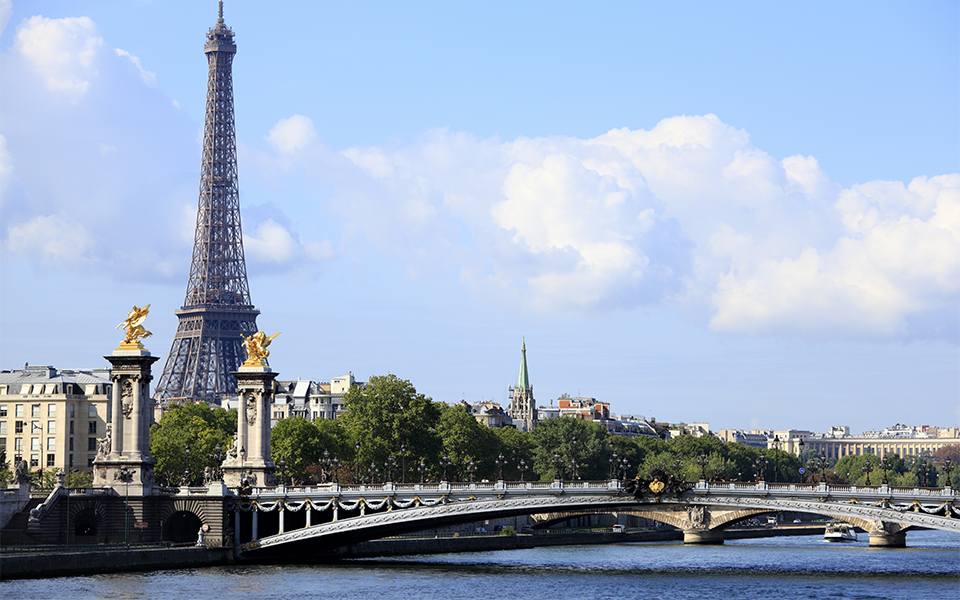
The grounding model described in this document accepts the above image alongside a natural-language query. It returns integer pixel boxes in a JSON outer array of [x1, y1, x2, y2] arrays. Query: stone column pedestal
[[222, 365, 277, 488], [94, 349, 160, 496]]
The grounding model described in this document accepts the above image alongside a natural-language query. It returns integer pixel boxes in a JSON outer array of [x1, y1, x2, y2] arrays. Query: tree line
[[143, 373, 957, 488]]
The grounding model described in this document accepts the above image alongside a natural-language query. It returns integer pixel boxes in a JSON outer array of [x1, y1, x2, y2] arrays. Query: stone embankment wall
[[0, 547, 233, 580]]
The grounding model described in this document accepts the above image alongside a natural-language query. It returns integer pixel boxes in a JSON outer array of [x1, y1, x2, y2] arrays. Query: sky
[[1, 0, 958, 434]]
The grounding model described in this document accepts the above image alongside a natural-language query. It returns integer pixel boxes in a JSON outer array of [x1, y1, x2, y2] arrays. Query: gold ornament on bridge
[[116, 304, 152, 350], [242, 331, 281, 367], [648, 479, 665, 495]]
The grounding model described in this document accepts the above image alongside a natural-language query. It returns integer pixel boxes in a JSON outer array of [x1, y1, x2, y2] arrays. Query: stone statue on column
[[93, 304, 160, 495], [222, 331, 280, 488]]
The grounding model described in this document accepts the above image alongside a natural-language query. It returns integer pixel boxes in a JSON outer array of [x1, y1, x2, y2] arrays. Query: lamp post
[[117, 466, 133, 548], [239, 446, 246, 484], [879, 456, 891, 485], [696, 453, 708, 481], [918, 462, 930, 488], [277, 459, 287, 487], [569, 458, 579, 480], [353, 440, 361, 484], [754, 455, 768, 482], [772, 436, 782, 482], [400, 444, 407, 484], [518, 459, 527, 482], [672, 459, 684, 482], [440, 455, 451, 481], [570, 435, 578, 480], [609, 451, 618, 479], [385, 455, 395, 483], [862, 459, 874, 485], [552, 452, 563, 481], [466, 460, 476, 483], [210, 443, 225, 482], [418, 459, 428, 483], [618, 458, 631, 482], [496, 453, 506, 481], [182, 442, 191, 487], [942, 458, 955, 488], [366, 461, 379, 484]]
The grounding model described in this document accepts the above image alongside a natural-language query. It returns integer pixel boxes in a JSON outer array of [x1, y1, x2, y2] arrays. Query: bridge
[[232, 479, 959, 559]]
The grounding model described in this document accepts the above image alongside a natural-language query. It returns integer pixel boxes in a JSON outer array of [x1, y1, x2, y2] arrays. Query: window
[[69, 454, 73, 468], [47, 438, 55, 451], [15, 421, 23, 434], [0, 438, 4, 451], [30, 454, 38, 467], [0, 405, 6, 417], [87, 437, 96, 451], [15, 405, 23, 418], [47, 404, 56, 418], [47, 421, 55, 434], [69, 437, 74, 451], [0, 422, 5, 435], [88, 421, 97, 434], [14, 438, 22, 452], [70, 404, 75, 418], [87, 456, 94, 467], [31, 438, 39, 451], [31, 404, 40, 418], [69, 421, 74, 435], [88, 405, 97, 418], [46, 454, 55, 467]]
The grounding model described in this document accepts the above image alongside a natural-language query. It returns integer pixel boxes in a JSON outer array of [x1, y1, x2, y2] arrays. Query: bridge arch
[[160, 499, 215, 544]]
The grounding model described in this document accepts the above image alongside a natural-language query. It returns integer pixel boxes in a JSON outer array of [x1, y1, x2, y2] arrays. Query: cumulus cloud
[[244, 218, 335, 267], [248, 113, 958, 340]]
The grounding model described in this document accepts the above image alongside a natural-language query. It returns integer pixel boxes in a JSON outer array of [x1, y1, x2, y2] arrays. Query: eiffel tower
[[155, 2, 260, 405]]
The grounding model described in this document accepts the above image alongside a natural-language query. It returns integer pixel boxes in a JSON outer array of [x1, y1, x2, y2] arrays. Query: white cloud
[[265, 114, 320, 156], [244, 219, 335, 267], [114, 48, 156, 86], [248, 114, 957, 340], [4, 214, 97, 268], [12, 15, 104, 103], [0, 0, 11, 36]]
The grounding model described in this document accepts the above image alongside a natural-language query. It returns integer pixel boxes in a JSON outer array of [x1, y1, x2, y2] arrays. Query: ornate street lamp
[[771, 436, 782, 482], [440, 455, 451, 481], [754, 455, 768, 482], [385, 455, 396, 483], [496, 453, 506, 481], [609, 451, 618, 479], [918, 462, 930, 488], [117, 466, 133, 548], [400, 444, 407, 484], [696, 453, 709, 481], [552, 452, 564, 481], [466, 460, 476, 483], [862, 459, 874, 485], [353, 440, 361, 483], [570, 435, 578, 479], [182, 442, 191, 487], [569, 458, 579, 480], [418, 459, 428, 483], [518, 459, 528, 482], [366, 461, 379, 484], [210, 443, 225, 482], [942, 458, 956, 488], [878, 456, 891, 485], [277, 459, 287, 486], [618, 458, 631, 481]]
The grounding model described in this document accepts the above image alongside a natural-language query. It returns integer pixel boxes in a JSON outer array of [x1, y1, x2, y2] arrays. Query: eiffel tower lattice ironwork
[[155, 2, 260, 405]]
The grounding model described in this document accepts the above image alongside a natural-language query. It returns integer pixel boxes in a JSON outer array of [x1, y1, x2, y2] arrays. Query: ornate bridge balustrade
[[231, 480, 959, 558]]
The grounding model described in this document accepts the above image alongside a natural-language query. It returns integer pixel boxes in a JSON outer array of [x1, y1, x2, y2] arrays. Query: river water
[[3, 530, 958, 600]]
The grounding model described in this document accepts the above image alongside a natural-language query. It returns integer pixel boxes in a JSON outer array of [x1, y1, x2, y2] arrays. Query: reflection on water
[[2, 530, 957, 600]]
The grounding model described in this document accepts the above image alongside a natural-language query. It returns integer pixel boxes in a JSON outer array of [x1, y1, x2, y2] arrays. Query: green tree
[[438, 403, 496, 480], [338, 374, 441, 482], [492, 426, 537, 480], [271, 416, 324, 484], [149, 402, 236, 486], [531, 417, 609, 480]]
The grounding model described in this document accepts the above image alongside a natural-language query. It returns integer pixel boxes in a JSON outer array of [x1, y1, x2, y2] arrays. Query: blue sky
[[1, 1, 957, 433]]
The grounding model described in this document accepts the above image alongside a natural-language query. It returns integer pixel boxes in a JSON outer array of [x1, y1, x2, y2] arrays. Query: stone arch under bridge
[[159, 497, 229, 546]]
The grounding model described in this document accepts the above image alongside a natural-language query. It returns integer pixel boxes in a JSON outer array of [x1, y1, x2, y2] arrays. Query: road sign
[[798, 468, 805, 474], [134, 522, 148, 529]]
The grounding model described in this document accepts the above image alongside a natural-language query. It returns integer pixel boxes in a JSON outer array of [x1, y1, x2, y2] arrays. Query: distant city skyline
[[1, 1, 957, 433]]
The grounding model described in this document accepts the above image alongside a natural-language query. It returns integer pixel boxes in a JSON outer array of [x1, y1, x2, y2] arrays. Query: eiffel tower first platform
[[155, 2, 260, 405]]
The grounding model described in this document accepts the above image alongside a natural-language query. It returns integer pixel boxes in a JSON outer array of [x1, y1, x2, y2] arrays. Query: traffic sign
[[798, 468, 805, 474], [134, 522, 148, 529]]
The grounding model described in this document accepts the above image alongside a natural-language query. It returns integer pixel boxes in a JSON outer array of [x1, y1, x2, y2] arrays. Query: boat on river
[[823, 522, 857, 542]]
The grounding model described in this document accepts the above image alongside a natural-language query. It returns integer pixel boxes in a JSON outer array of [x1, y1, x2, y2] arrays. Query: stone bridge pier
[[632, 504, 770, 545]]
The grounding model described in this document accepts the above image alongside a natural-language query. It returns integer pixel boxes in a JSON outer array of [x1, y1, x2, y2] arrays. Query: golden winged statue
[[116, 304, 152, 349], [241, 330, 281, 367]]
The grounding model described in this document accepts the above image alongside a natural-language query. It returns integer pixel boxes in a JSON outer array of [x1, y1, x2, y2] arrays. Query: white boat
[[824, 522, 858, 542]]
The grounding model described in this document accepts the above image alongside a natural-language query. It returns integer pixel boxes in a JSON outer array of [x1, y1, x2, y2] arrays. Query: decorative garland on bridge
[[230, 495, 452, 513], [885, 500, 960, 518]]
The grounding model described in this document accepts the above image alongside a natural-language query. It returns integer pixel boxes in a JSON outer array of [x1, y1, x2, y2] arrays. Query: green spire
[[518, 338, 529, 390]]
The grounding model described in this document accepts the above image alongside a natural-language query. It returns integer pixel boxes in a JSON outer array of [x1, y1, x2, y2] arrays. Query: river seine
[[3, 530, 958, 600]]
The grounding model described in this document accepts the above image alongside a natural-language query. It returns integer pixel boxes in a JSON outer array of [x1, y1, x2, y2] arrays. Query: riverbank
[[0, 546, 233, 580]]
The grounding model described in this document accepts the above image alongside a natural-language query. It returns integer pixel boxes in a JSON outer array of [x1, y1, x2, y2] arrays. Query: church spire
[[518, 338, 530, 390]]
